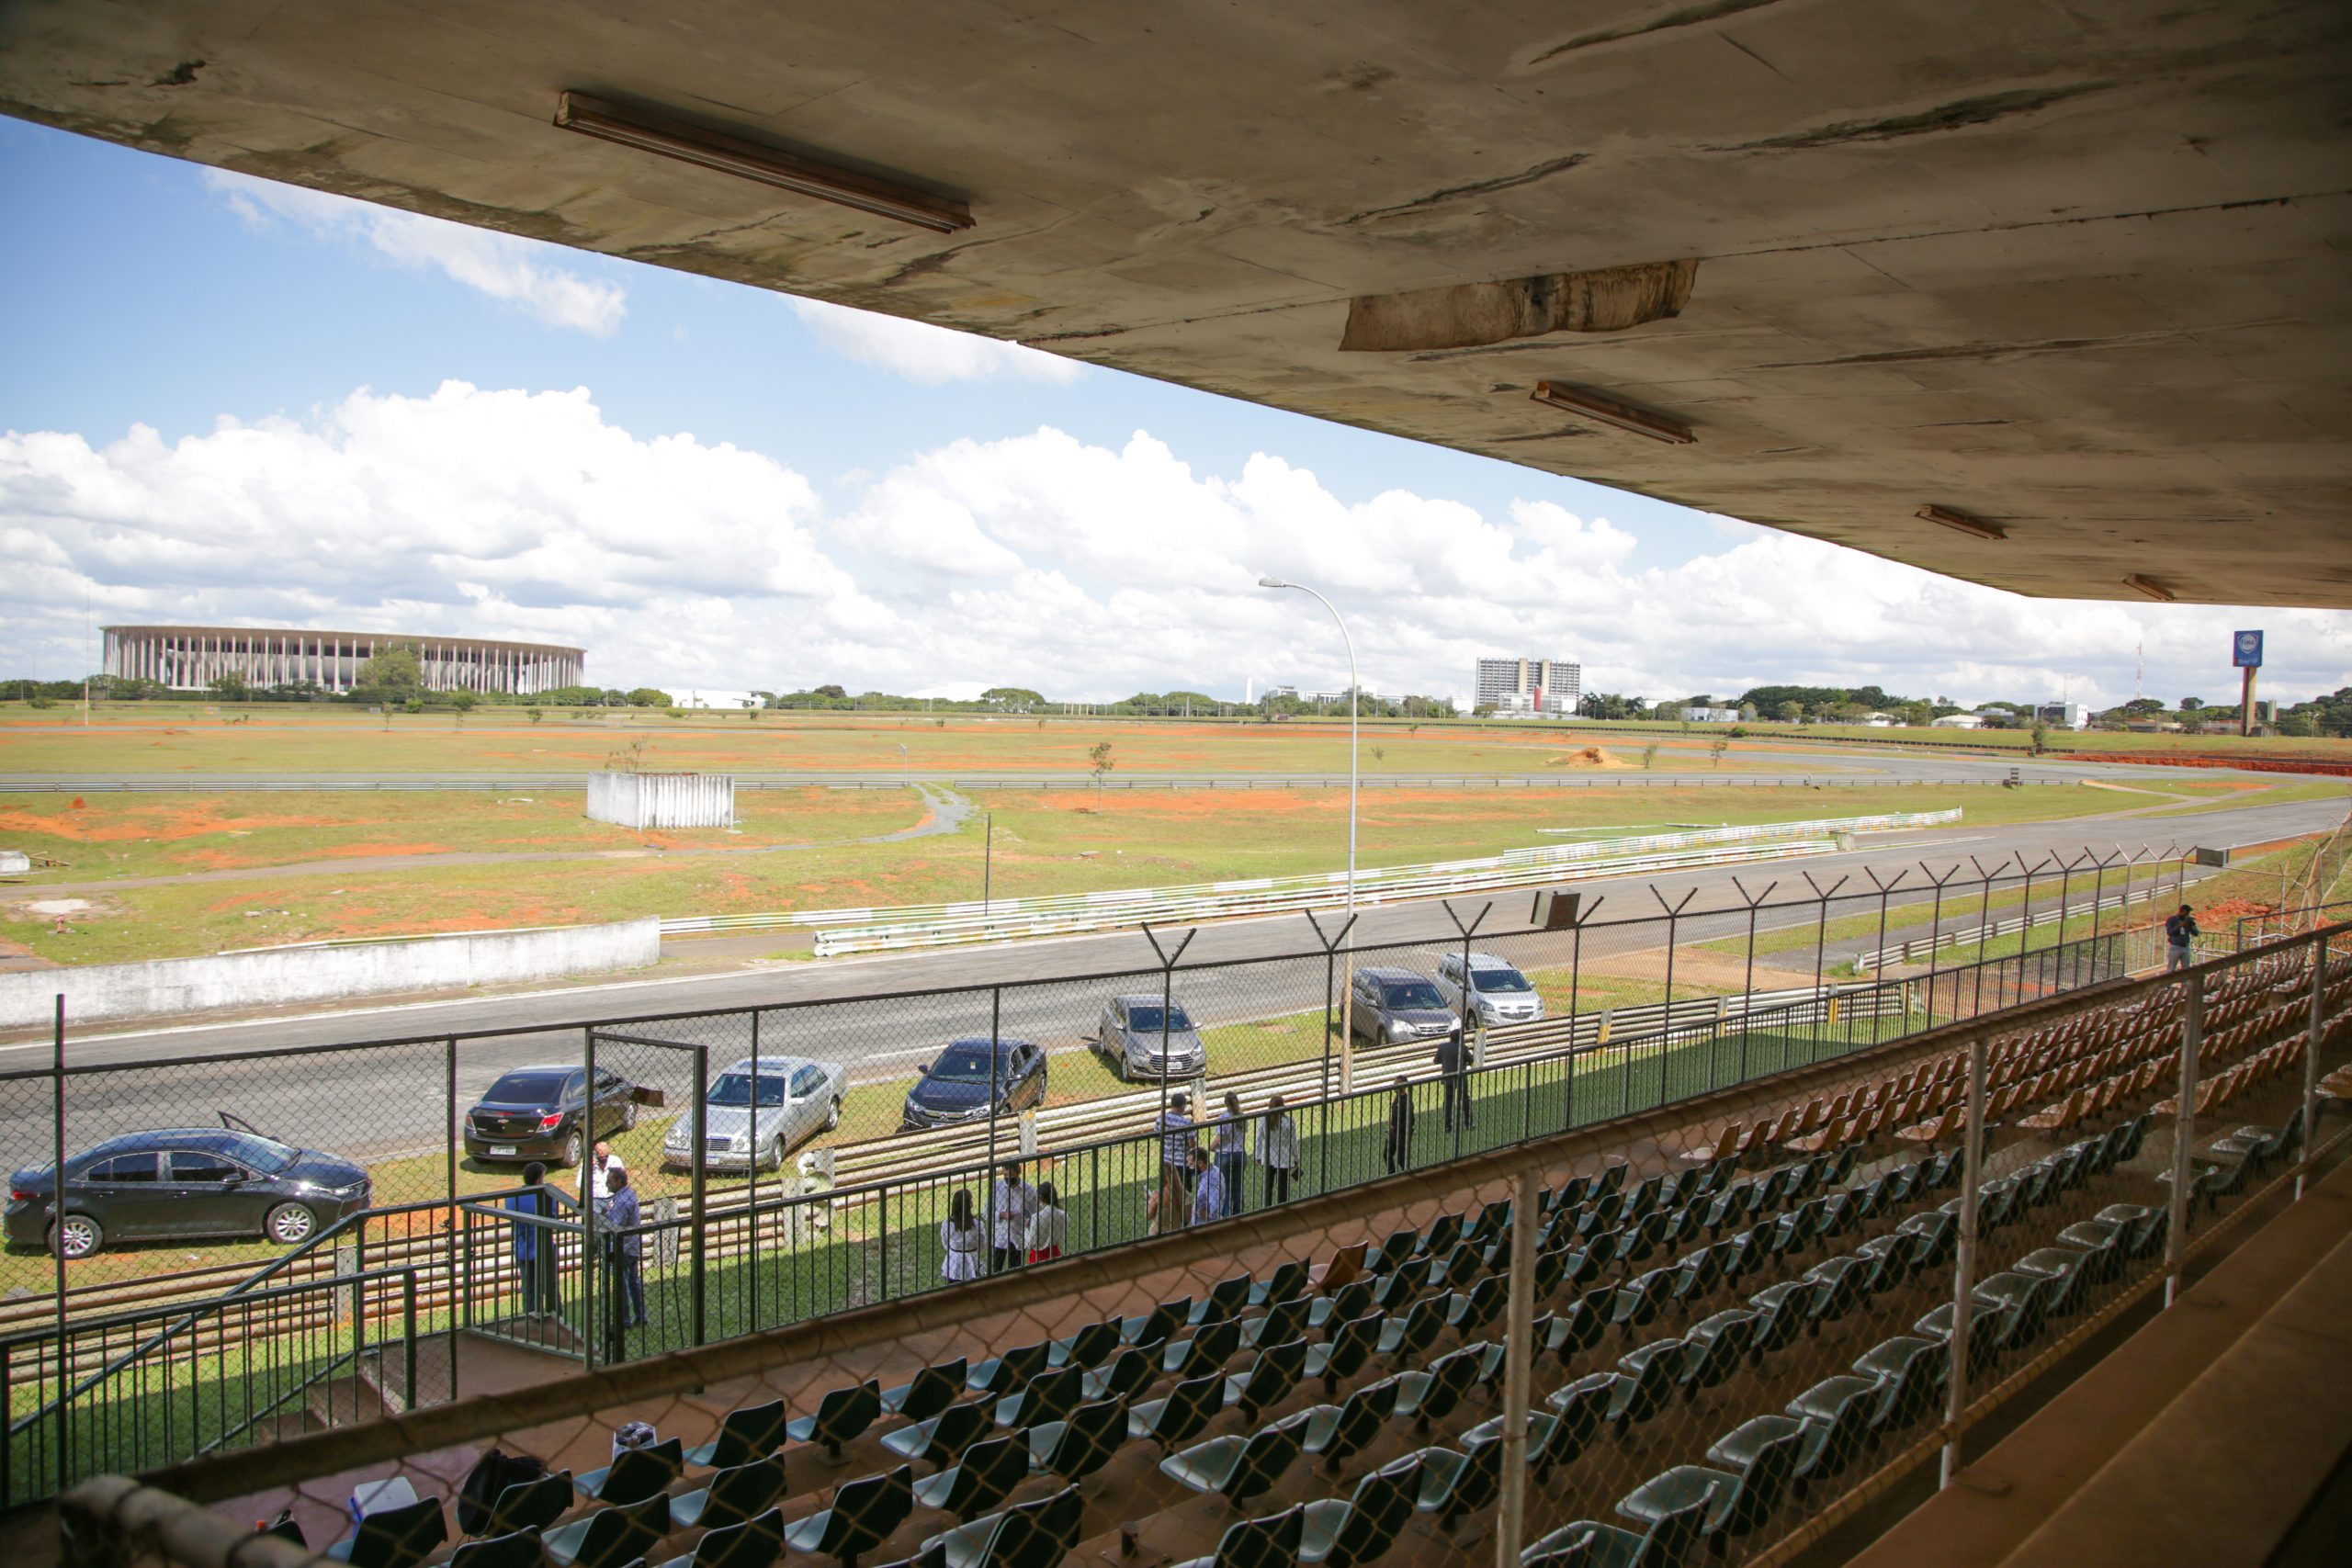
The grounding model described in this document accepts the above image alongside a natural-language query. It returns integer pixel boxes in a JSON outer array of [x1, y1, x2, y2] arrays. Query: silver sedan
[[662, 1055, 847, 1173]]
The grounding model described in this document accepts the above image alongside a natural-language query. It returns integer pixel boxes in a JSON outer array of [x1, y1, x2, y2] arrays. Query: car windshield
[[927, 1045, 1002, 1084], [484, 1071, 569, 1104], [1471, 966, 1534, 994], [1381, 980, 1446, 1009], [709, 1072, 789, 1108], [218, 1133, 300, 1173], [1125, 1005, 1194, 1033]]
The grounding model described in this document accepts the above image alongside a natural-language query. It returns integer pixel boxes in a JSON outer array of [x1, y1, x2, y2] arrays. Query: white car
[[1434, 952, 1546, 1027], [663, 1055, 846, 1172]]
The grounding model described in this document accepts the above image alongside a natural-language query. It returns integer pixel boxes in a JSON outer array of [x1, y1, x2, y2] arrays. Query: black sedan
[[464, 1064, 642, 1168], [900, 1038, 1049, 1131], [6, 1126, 371, 1259]]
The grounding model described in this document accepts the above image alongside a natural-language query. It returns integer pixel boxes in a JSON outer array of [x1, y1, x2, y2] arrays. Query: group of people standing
[[938, 1161, 1067, 1282], [503, 1140, 647, 1335]]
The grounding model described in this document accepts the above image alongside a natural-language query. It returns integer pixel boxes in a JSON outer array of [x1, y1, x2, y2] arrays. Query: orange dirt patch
[[0, 804, 346, 844]]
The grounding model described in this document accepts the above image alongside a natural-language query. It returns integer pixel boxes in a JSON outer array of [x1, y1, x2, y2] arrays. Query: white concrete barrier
[[0, 919, 662, 1029], [586, 771, 735, 829]]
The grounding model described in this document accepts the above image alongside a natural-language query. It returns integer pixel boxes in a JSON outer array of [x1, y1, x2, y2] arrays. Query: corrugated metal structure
[[585, 770, 736, 829]]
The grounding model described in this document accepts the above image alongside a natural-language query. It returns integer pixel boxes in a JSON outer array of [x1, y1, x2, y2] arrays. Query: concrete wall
[[0, 851, 28, 874], [0, 919, 661, 1029], [586, 771, 735, 829]]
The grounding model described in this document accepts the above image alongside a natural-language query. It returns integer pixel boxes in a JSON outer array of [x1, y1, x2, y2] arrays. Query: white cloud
[[3, 385, 2346, 712], [788, 298, 1084, 384], [206, 171, 627, 335]]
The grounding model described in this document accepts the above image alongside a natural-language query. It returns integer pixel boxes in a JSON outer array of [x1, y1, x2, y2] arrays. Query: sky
[[3, 118, 2346, 713]]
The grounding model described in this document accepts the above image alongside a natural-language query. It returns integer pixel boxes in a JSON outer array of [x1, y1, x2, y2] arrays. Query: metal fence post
[[1920, 862, 1962, 1029], [2298, 936, 2324, 1201], [1651, 887, 1696, 1106], [1442, 900, 1490, 1160], [51, 995, 68, 1490], [1731, 876, 1775, 1083], [444, 1036, 458, 1400], [748, 1012, 763, 1331], [1940, 1030, 1989, 1489], [2165, 972, 2204, 1308], [580, 1025, 597, 1370], [1802, 874, 1846, 1065], [1494, 1167, 1539, 1568], [691, 1044, 709, 1345]]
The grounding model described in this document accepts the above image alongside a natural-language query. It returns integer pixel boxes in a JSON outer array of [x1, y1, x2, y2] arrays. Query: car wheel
[[825, 1097, 842, 1133], [771, 1138, 788, 1172], [51, 1213, 103, 1260], [266, 1202, 318, 1247], [619, 1102, 639, 1132], [560, 1129, 585, 1169]]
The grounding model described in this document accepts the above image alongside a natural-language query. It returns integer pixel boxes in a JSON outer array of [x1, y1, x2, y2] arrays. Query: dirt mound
[[1543, 747, 1623, 769]]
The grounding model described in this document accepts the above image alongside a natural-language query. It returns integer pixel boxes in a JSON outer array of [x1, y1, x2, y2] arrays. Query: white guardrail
[[1852, 878, 2164, 972], [658, 811, 1962, 954]]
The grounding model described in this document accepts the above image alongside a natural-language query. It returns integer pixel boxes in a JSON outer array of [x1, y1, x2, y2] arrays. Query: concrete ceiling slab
[[2, 0, 2347, 605]]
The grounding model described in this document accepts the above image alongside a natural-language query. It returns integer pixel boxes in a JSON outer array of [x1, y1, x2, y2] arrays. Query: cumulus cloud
[[788, 298, 1084, 384], [207, 171, 627, 335], [2, 383, 2346, 710]]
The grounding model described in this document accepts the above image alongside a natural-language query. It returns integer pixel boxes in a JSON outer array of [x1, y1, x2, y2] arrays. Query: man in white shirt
[[582, 1142, 624, 1220], [989, 1160, 1039, 1271]]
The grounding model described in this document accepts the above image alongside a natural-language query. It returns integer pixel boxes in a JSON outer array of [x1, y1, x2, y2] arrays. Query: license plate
[[491, 1145, 516, 1156]]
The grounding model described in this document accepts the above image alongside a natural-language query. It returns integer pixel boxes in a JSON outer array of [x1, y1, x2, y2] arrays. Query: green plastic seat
[[1169, 1505, 1305, 1568], [1023, 1398, 1127, 1483], [481, 1474, 573, 1539], [2010, 1247, 2091, 1316], [781, 1463, 912, 1568], [1306, 1281, 1374, 1334], [650, 1506, 784, 1568], [967, 1344, 1049, 1396], [447, 1528, 547, 1568], [1250, 1260, 1312, 1309], [1442, 1274, 1508, 1334], [1280, 1380, 1397, 1472], [1159, 1422, 1303, 1506], [673, 1456, 790, 1533], [1119, 1301, 1186, 1350], [786, 1382, 883, 1460], [1297, 1457, 1419, 1568], [1712, 1399, 1865, 1487], [545, 1495, 669, 1568], [918, 1483, 1082, 1568], [1391, 1345, 1479, 1428], [1615, 1427, 1800, 1544], [578, 1440, 684, 1506], [1241, 1296, 1310, 1350], [992, 1366, 1083, 1432], [1538, 1300, 1604, 1361], [1222, 1337, 1308, 1420], [688, 1400, 790, 1470], [326, 1496, 449, 1568], [1374, 1297, 1447, 1361], [1409, 1437, 1501, 1530], [1079, 1348, 1155, 1404], [1189, 1275, 1255, 1326], [1163, 1320, 1243, 1380], [1521, 1494, 1702, 1568], [912, 1435, 1025, 1522], [1304, 1314, 1380, 1395], [1046, 1323, 1118, 1371], [880, 1400, 991, 1467], [1128, 1372, 1223, 1449]]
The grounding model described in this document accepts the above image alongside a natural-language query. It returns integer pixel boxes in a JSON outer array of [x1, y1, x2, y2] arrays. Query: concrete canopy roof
[[5, 2, 2348, 606]]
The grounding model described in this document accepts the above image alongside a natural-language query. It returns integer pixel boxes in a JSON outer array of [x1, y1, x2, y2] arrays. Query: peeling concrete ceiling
[[4, 1, 2348, 605]]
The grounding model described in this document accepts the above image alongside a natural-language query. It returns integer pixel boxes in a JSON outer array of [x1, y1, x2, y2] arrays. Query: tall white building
[[1475, 657, 1581, 715]]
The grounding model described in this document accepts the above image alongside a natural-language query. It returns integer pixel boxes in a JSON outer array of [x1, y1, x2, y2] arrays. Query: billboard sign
[[2233, 630, 2264, 669]]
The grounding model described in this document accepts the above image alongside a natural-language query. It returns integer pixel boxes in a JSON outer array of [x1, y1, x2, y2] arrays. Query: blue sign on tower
[[2233, 630, 2264, 669]]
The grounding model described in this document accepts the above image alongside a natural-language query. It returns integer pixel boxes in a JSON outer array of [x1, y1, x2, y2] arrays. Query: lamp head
[[1258, 576, 1289, 589]]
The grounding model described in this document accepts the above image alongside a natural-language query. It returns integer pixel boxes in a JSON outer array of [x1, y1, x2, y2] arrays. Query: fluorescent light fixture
[[555, 91, 974, 234], [1917, 503, 2007, 541], [2122, 573, 2177, 603], [1529, 382, 1694, 445]]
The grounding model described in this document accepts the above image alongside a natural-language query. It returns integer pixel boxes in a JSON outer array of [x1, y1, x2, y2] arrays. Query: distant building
[[1679, 705, 1742, 724], [1932, 713, 1985, 728], [1475, 657, 1580, 715], [103, 625, 583, 694], [2035, 701, 2089, 728]]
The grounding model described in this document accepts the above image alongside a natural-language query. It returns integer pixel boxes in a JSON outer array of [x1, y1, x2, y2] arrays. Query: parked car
[[464, 1063, 642, 1168], [900, 1038, 1049, 1131], [662, 1055, 846, 1172], [1093, 995, 1207, 1080], [6, 1122, 371, 1259], [1348, 966, 1463, 1047], [1434, 951, 1546, 1027]]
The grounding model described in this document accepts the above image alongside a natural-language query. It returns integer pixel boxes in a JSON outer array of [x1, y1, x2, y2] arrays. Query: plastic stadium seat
[[1163, 1320, 1244, 1380], [786, 1382, 883, 1460], [912, 1435, 1026, 1522], [1297, 1457, 1419, 1568], [1241, 1296, 1310, 1350], [446, 1529, 547, 1568], [1249, 1260, 1311, 1309], [1615, 1427, 1801, 1547], [325, 1497, 449, 1568], [1409, 1436, 1502, 1530], [1023, 1397, 1127, 1484], [650, 1506, 785, 1568], [1306, 1314, 1381, 1395], [1223, 1337, 1309, 1419], [687, 1400, 789, 1470], [1079, 1347, 1155, 1404], [544, 1495, 670, 1568], [991, 1365, 1083, 1432], [879, 1401, 991, 1467], [1520, 1496, 1704, 1568], [1189, 1275, 1255, 1325], [1119, 1301, 1186, 1350], [672, 1456, 791, 1534], [1168, 1505, 1305, 1568], [1045, 1323, 1118, 1372], [481, 1474, 573, 1539], [1160, 1422, 1304, 1506], [1391, 1346, 1480, 1428], [1128, 1373, 1224, 1450], [916, 1483, 1082, 1568], [577, 1439, 684, 1506], [781, 1464, 912, 1567], [1374, 1297, 1446, 1360], [1278, 1379, 1398, 1472], [966, 1344, 1048, 1396], [881, 1362, 970, 1426]]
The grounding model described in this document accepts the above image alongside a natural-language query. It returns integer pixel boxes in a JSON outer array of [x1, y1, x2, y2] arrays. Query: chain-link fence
[[42, 916, 2349, 1568], [0, 847, 2222, 1506]]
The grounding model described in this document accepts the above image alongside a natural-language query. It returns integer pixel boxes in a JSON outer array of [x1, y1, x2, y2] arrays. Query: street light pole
[[1261, 576, 1359, 1092], [897, 742, 909, 788]]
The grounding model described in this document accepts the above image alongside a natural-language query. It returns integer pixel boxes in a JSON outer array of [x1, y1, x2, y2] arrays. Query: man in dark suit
[[1435, 1030, 1476, 1132]]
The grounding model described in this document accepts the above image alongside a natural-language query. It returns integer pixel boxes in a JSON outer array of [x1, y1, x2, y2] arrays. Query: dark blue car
[[900, 1038, 1048, 1132]]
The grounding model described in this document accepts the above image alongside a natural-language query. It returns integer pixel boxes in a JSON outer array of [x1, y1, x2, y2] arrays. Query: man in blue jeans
[[604, 1166, 646, 1329], [2165, 905, 2199, 972]]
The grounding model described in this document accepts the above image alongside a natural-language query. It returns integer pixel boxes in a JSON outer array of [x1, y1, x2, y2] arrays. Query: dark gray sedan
[[6, 1126, 370, 1259]]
